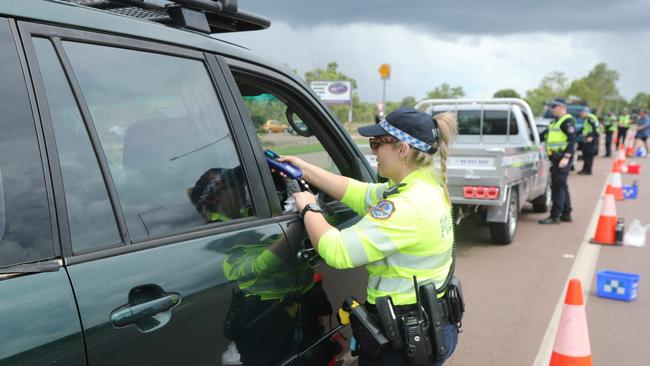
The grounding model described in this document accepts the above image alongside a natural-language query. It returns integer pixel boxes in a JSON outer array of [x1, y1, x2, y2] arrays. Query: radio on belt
[[265, 149, 303, 179]]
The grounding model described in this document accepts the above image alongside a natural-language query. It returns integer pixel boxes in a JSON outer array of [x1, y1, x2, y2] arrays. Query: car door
[[0, 18, 85, 366], [218, 58, 377, 364], [20, 22, 300, 366]]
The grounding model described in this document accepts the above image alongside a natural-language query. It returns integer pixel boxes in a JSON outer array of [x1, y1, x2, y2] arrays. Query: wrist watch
[[300, 203, 323, 218]]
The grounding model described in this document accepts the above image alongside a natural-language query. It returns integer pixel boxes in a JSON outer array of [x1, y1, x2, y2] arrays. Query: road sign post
[[379, 63, 391, 110]]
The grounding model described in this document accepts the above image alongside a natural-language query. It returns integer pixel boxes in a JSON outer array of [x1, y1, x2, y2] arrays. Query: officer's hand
[[278, 155, 309, 171], [559, 157, 570, 168], [293, 191, 316, 213]]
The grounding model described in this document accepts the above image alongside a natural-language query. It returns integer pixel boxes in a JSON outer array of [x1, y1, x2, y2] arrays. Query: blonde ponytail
[[409, 112, 458, 204]]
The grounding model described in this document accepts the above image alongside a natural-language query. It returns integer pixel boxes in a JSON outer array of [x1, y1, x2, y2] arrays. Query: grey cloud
[[239, 0, 650, 35]]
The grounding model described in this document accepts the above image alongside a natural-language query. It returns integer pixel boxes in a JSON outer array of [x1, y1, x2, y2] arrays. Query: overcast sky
[[218, 0, 650, 104]]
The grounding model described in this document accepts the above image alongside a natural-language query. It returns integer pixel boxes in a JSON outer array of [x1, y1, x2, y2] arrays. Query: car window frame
[[219, 57, 376, 216], [18, 21, 273, 264], [0, 19, 62, 273]]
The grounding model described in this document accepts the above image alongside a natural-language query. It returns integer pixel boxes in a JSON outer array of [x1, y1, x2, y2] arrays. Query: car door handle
[[111, 293, 181, 328]]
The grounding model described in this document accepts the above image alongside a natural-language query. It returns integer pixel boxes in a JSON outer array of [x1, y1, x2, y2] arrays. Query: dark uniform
[[579, 113, 599, 175], [540, 111, 576, 224]]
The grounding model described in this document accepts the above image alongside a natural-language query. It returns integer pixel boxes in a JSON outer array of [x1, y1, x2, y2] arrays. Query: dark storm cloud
[[239, 0, 650, 35]]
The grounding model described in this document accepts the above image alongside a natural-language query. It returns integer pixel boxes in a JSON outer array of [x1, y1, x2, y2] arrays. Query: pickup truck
[[415, 98, 551, 244]]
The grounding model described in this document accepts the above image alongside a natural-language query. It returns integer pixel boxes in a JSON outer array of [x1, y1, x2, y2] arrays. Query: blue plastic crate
[[623, 184, 638, 199], [596, 270, 640, 302]]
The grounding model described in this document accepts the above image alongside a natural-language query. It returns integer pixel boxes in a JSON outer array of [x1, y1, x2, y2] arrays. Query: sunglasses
[[369, 136, 398, 150]]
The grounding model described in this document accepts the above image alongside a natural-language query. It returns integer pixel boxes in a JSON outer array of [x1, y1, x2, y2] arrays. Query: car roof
[[1, 1, 299, 83]]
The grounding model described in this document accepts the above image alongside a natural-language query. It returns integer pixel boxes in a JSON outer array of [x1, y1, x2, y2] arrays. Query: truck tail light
[[463, 186, 500, 200]]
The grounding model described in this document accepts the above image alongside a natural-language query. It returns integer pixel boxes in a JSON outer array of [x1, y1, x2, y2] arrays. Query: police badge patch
[[371, 200, 395, 219]]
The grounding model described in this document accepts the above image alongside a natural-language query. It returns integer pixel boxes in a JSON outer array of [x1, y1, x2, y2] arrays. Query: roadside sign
[[310, 80, 352, 104], [379, 63, 391, 80]]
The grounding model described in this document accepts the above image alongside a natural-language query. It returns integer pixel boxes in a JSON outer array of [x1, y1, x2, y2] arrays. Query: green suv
[[0, 1, 375, 365]]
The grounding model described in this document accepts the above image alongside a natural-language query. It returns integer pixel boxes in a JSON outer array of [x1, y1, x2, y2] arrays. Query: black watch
[[300, 203, 323, 218]]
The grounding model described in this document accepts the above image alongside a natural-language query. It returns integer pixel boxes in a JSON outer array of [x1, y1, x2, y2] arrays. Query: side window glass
[[32, 38, 121, 253], [483, 111, 518, 135], [456, 110, 482, 135], [62, 41, 253, 241], [0, 22, 54, 267], [237, 80, 340, 175]]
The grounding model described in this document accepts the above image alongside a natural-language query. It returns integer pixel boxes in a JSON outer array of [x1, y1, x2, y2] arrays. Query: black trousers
[[617, 127, 628, 149], [605, 131, 613, 156], [582, 143, 596, 173], [550, 164, 572, 218]]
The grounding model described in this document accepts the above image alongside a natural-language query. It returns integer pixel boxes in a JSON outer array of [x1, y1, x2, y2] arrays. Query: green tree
[[525, 71, 569, 115], [631, 92, 650, 110], [399, 96, 417, 108], [567, 63, 620, 113], [493, 88, 521, 98], [426, 83, 465, 99]]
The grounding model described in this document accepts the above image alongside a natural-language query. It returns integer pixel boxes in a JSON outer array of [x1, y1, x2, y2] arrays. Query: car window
[[483, 110, 518, 135], [231, 71, 346, 214], [62, 41, 253, 242], [0, 22, 54, 267], [32, 38, 121, 253], [241, 90, 341, 174], [444, 109, 518, 136]]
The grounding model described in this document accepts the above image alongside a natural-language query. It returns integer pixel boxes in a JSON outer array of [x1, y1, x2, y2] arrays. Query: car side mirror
[[285, 107, 312, 137]]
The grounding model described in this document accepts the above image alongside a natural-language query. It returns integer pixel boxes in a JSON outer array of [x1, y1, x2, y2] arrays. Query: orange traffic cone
[[616, 145, 628, 173], [549, 279, 592, 366], [607, 166, 625, 201], [590, 193, 618, 245]]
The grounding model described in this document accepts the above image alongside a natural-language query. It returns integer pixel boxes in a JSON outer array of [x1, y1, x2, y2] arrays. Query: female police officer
[[281, 107, 459, 365]]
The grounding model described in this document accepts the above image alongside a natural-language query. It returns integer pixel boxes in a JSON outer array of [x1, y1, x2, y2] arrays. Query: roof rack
[[60, 0, 270, 34]]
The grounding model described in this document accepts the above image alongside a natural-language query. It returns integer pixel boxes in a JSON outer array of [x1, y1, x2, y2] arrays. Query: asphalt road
[[446, 153, 649, 365]]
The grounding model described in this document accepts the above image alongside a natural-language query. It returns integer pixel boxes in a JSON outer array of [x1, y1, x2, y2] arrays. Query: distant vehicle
[[261, 119, 289, 133], [416, 98, 551, 244]]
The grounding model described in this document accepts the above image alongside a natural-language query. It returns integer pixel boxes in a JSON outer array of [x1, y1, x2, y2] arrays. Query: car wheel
[[532, 179, 551, 213], [489, 188, 518, 245]]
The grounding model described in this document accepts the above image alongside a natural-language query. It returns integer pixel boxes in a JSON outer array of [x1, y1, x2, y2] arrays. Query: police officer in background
[[539, 98, 576, 225], [280, 108, 460, 365], [603, 111, 617, 157], [577, 107, 599, 175], [617, 108, 631, 149]]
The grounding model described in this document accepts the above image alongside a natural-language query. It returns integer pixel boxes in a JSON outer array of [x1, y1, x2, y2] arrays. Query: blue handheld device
[[265, 150, 303, 179]]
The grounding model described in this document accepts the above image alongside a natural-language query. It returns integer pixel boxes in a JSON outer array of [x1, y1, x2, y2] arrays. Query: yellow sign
[[379, 63, 391, 79]]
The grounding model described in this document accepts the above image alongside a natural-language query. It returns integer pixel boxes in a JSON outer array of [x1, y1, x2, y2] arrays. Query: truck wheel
[[532, 181, 551, 213], [489, 189, 518, 244]]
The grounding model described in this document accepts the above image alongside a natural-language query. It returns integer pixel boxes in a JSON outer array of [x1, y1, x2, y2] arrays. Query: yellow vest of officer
[[318, 168, 454, 305], [618, 114, 631, 128], [605, 116, 617, 132], [546, 114, 573, 155], [582, 113, 599, 136]]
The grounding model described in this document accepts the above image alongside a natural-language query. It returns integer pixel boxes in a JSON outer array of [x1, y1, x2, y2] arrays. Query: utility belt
[[341, 277, 465, 365]]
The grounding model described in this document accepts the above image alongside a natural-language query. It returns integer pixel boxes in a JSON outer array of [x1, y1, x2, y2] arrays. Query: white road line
[[532, 177, 609, 365]]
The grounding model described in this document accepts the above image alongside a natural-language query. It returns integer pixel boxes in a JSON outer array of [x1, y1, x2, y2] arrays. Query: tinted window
[[453, 110, 518, 135], [456, 110, 481, 135], [33, 38, 121, 253], [483, 111, 518, 135], [0, 22, 54, 267], [62, 41, 253, 241]]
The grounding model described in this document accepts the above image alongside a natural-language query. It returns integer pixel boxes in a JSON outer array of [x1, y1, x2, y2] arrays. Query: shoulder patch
[[370, 200, 395, 220], [567, 125, 575, 133]]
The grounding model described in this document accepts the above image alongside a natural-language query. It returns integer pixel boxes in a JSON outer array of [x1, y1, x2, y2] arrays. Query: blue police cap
[[358, 107, 439, 154], [547, 98, 567, 108]]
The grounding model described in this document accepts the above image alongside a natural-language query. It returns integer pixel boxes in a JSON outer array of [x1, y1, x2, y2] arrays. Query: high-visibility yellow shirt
[[318, 168, 454, 305], [618, 114, 631, 128], [546, 114, 574, 155]]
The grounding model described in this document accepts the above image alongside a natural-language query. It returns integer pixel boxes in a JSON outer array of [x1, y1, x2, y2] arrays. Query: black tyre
[[532, 180, 551, 213], [489, 189, 518, 245]]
